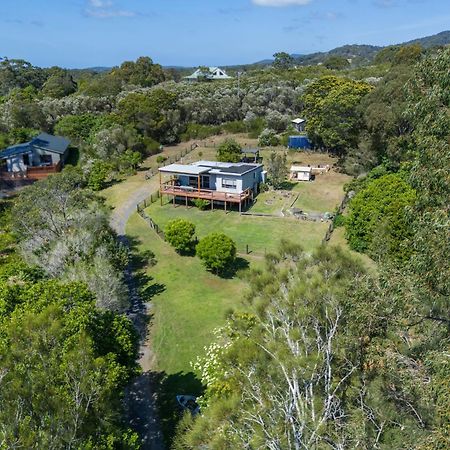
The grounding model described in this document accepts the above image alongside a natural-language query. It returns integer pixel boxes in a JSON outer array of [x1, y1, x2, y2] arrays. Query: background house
[[184, 67, 233, 81], [0, 133, 70, 179]]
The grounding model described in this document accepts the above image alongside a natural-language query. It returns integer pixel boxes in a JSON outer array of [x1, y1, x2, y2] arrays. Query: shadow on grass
[[153, 370, 204, 448], [278, 181, 297, 191], [217, 256, 250, 279]]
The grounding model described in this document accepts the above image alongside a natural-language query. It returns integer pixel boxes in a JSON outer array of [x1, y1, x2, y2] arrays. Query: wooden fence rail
[[322, 193, 350, 244]]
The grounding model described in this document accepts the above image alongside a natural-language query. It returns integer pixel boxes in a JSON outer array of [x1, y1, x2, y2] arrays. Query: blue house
[[0, 133, 70, 179], [159, 161, 265, 212]]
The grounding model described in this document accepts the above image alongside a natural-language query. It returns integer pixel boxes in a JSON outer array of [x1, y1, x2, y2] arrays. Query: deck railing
[[0, 161, 62, 180]]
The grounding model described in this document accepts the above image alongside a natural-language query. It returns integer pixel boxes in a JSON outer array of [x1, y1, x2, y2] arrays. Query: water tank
[[288, 136, 311, 150]]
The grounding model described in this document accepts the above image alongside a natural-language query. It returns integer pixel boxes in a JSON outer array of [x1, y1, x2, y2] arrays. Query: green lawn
[[145, 201, 328, 255], [126, 213, 250, 443], [291, 171, 351, 213], [250, 190, 297, 215]]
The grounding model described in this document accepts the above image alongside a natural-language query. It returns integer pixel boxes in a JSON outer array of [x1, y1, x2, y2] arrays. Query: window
[[40, 154, 52, 165], [221, 178, 237, 189]]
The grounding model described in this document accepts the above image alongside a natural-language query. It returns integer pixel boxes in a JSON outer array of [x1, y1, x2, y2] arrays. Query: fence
[[136, 202, 165, 240], [322, 193, 350, 244]]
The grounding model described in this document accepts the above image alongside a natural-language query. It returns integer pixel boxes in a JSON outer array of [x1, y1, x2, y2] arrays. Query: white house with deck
[[159, 160, 264, 212]]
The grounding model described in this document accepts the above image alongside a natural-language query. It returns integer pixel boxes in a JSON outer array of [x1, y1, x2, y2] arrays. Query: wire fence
[[322, 193, 350, 244]]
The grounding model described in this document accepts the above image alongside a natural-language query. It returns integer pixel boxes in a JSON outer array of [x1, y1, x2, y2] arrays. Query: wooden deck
[[0, 162, 62, 181], [161, 185, 251, 203]]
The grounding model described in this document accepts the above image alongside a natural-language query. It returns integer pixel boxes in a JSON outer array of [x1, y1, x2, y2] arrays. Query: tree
[[196, 233, 236, 275], [175, 245, 381, 449], [41, 68, 77, 98], [165, 219, 196, 254], [346, 172, 416, 261], [302, 75, 373, 153], [266, 151, 287, 189], [216, 138, 242, 163], [117, 89, 181, 143], [0, 278, 139, 449], [273, 52, 294, 70], [111, 56, 165, 88], [87, 160, 111, 191], [324, 55, 350, 70]]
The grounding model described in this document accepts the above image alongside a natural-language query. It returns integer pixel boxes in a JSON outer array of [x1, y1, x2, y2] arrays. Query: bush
[[196, 233, 237, 275], [245, 116, 266, 138], [87, 160, 111, 191], [222, 121, 247, 134], [180, 123, 222, 142], [217, 138, 242, 163], [333, 213, 346, 228], [193, 199, 210, 210], [143, 137, 161, 155], [156, 155, 167, 164], [165, 219, 196, 254], [346, 173, 416, 261], [258, 129, 280, 147]]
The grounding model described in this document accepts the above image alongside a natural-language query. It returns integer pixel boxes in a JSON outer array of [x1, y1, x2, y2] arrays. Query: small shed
[[288, 135, 311, 150], [291, 118, 306, 132], [290, 165, 312, 182], [241, 148, 260, 163]]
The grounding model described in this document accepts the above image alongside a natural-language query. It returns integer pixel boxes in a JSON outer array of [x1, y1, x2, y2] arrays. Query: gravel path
[[109, 176, 165, 450]]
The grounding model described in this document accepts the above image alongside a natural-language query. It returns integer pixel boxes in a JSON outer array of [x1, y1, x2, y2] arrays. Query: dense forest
[[0, 38, 449, 449]]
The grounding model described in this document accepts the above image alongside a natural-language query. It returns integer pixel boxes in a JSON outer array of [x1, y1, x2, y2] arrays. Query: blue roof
[[30, 133, 70, 155], [0, 143, 33, 159], [0, 133, 70, 160]]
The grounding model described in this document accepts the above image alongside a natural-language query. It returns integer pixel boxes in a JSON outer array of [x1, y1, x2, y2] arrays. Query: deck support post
[[173, 194, 175, 207], [185, 195, 188, 208], [239, 200, 242, 214], [224, 193, 227, 214], [159, 171, 163, 205]]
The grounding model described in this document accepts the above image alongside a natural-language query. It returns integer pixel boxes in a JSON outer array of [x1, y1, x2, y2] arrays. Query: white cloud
[[252, 0, 312, 6], [84, 0, 135, 18]]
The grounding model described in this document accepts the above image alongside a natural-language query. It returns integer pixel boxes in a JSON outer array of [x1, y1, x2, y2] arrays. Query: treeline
[[173, 49, 450, 449], [0, 44, 433, 191], [0, 170, 140, 447]]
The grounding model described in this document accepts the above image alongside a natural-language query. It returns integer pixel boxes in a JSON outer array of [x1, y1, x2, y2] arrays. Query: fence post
[[246, 244, 249, 255]]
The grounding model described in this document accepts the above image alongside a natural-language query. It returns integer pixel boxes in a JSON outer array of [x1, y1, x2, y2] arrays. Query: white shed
[[291, 118, 306, 132], [290, 165, 312, 182]]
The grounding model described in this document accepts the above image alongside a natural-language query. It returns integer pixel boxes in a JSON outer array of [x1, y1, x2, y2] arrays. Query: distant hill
[[252, 30, 450, 67]]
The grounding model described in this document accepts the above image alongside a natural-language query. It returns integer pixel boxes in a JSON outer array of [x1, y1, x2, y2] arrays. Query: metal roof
[[241, 148, 260, 154], [0, 143, 32, 159], [31, 133, 70, 155], [0, 133, 70, 160], [290, 165, 312, 172], [159, 164, 211, 175], [292, 118, 306, 124]]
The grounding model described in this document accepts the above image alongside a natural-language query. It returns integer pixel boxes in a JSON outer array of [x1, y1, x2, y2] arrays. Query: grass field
[[145, 201, 328, 255]]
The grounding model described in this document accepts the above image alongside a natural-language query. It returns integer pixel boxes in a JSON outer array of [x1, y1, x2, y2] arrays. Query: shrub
[[217, 138, 242, 163], [143, 137, 161, 155], [245, 116, 266, 138], [165, 219, 196, 254], [258, 129, 280, 147], [87, 160, 111, 191], [193, 199, 210, 210], [346, 173, 416, 261], [181, 123, 222, 142], [222, 121, 247, 134], [156, 155, 167, 164], [196, 233, 237, 275], [333, 213, 346, 228]]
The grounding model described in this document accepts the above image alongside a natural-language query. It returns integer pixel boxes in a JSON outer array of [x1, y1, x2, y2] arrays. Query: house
[[184, 67, 233, 82], [290, 165, 313, 182], [159, 160, 264, 212], [0, 133, 70, 180], [291, 118, 306, 132]]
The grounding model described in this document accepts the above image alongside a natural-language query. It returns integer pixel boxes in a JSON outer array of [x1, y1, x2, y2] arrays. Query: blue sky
[[1, 0, 449, 68]]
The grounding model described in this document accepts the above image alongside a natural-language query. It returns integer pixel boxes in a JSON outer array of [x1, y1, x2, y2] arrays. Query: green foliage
[[180, 123, 222, 141], [196, 233, 236, 275], [221, 120, 247, 134], [88, 160, 111, 191], [156, 155, 167, 164], [54, 113, 104, 144], [111, 56, 165, 88], [117, 89, 180, 143], [302, 75, 373, 153], [41, 68, 77, 98], [346, 173, 416, 260], [258, 128, 279, 147], [266, 151, 287, 189], [272, 52, 294, 70], [165, 219, 196, 254], [324, 55, 350, 70], [193, 198, 210, 210], [216, 138, 242, 163]]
